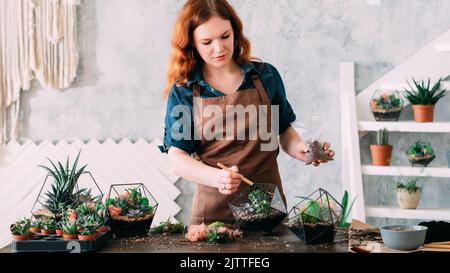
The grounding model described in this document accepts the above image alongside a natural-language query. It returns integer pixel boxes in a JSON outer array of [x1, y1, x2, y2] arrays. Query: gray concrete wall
[[18, 0, 450, 226]]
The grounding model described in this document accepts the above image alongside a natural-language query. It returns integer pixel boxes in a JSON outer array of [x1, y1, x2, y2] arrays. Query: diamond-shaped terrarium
[[31, 152, 104, 221], [106, 183, 158, 237], [288, 188, 343, 244], [229, 184, 287, 233]]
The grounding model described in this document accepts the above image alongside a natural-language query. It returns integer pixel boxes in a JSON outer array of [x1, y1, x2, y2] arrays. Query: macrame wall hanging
[[0, 0, 79, 144]]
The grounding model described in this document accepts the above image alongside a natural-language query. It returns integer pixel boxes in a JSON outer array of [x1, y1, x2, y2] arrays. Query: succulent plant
[[396, 179, 421, 193], [404, 77, 446, 105], [376, 128, 389, 146], [38, 151, 88, 215], [248, 188, 271, 215], [62, 220, 78, 235], [10, 218, 31, 236]]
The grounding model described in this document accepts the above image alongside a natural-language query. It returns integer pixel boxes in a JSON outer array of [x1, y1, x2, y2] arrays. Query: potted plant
[[288, 188, 343, 244], [62, 219, 78, 240], [396, 179, 421, 209], [78, 216, 98, 241], [406, 141, 435, 167], [403, 77, 446, 122], [40, 217, 56, 234], [370, 128, 392, 166], [106, 184, 158, 237], [229, 184, 287, 233], [29, 218, 43, 234], [370, 90, 403, 121], [10, 218, 31, 241]]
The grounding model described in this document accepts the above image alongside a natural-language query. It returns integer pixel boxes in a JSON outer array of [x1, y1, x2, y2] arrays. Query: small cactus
[[376, 128, 389, 145]]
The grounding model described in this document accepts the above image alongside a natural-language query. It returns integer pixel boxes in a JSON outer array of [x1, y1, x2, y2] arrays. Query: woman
[[161, 0, 334, 225]]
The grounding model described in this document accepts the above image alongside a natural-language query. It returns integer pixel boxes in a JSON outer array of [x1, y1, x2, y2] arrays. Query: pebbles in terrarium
[[370, 90, 403, 121]]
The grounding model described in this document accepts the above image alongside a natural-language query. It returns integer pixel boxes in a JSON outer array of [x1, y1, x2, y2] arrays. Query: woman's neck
[[202, 60, 241, 80]]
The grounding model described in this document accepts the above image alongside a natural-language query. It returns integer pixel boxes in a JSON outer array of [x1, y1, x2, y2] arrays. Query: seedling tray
[[11, 231, 112, 253]]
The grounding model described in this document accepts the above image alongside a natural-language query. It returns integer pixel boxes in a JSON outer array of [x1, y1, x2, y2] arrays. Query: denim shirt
[[160, 61, 296, 154]]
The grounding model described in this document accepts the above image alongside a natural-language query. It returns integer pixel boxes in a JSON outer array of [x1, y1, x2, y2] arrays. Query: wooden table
[[1, 224, 348, 253]]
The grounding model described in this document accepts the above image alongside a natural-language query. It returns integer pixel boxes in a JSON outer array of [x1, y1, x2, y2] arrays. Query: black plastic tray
[[11, 231, 112, 253]]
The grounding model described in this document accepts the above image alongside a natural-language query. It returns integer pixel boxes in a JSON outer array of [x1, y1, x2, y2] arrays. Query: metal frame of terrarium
[[229, 183, 287, 234], [31, 171, 104, 220], [288, 188, 344, 244], [106, 183, 158, 237], [406, 141, 436, 167]]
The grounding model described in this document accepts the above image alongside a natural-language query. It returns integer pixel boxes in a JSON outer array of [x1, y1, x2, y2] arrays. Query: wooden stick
[[428, 241, 450, 245], [217, 163, 254, 186], [423, 244, 450, 249]]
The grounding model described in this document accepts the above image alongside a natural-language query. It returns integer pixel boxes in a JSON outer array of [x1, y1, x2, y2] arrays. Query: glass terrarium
[[229, 183, 287, 234], [106, 183, 158, 237], [288, 188, 343, 244], [370, 90, 403, 121], [406, 141, 435, 167], [32, 167, 104, 222]]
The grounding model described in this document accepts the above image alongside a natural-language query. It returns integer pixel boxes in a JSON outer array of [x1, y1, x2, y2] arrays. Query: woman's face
[[193, 16, 235, 68]]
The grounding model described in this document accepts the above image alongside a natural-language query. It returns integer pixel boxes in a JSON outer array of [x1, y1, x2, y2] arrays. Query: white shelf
[[358, 121, 450, 133], [362, 165, 450, 178], [378, 81, 450, 91], [366, 206, 450, 220]]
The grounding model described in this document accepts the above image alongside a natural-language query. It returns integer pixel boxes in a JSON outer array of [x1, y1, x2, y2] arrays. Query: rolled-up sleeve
[[160, 85, 196, 154], [269, 64, 297, 134]]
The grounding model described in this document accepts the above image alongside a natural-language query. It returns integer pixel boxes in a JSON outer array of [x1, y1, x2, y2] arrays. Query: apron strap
[[193, 83, 201, 97], [251, 74, 271, 104]]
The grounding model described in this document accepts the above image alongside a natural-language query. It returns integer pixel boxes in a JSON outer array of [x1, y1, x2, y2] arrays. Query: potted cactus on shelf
[[370, 128, 392, 166], [396, 179, 421, 209], [370, 90, 403, 121], [406, 141, 435, 167], [10, 218, 31, 241], [403, 77, 446, 122], [61, 219, 78, 240]]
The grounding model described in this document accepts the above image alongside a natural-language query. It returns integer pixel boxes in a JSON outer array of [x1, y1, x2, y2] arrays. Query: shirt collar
[[186, 61, 262, 88]]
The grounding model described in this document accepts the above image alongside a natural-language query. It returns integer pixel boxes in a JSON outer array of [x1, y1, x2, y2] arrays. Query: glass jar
[[370, 90, 403, 121]]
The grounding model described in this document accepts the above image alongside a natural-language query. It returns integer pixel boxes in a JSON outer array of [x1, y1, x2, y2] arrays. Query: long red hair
[[164, 0, 253, 97]]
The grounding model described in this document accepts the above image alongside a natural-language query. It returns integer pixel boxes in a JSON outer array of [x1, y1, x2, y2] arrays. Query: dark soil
[[235, 209, 287, 233], [108, 215, 154, 238], [418, 221, 450, 243], [372, 108, 402, 121], [289, 222, 335, 244]]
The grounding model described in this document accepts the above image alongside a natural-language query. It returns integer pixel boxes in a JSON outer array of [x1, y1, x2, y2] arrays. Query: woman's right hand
[[216, 165, 242, 195]]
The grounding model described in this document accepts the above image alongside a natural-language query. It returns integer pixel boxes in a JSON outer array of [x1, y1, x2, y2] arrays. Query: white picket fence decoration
[[0, 138, 181, 249]]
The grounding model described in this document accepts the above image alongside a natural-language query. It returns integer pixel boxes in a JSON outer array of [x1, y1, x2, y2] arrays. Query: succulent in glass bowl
[[370, 90, 403, 121]]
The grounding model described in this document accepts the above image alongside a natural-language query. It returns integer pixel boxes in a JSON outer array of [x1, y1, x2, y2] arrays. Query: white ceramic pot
[[396, 189, 421, 209]]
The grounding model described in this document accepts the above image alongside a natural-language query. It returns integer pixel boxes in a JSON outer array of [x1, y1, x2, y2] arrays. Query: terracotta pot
[[63, 234, 78, 240], [29, 227, 40, 234], [397, 189, 421, 209], [370, 145, 393, 166], [41, 229, 55, 235], [55, 229, 64, 236], [412, 105, 434, 122], [78, 234, 96, 241], [12, 235, 28, 241], [97, 226, 110, 233]]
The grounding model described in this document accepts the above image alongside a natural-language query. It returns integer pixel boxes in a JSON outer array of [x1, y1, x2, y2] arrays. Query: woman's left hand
[[289, 141, 335, 167]]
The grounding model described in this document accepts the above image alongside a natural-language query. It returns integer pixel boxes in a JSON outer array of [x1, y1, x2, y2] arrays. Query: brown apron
[[190, 73, 287, 225]]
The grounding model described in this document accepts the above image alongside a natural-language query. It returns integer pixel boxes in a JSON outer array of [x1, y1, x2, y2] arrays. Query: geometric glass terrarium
[[31, 154, 103, 221], [370, 90, 403, 121], [406, 141, 435, 167], [106, 183, 158, 237], [229, 183, 287, 234], [288, 188, 343, 244]]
